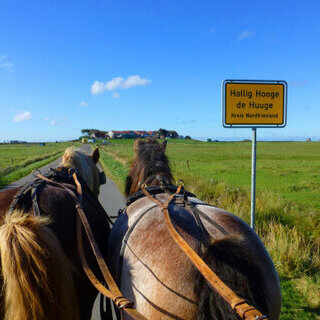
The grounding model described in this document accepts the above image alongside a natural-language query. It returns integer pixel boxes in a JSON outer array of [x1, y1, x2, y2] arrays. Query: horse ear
[[92, 147, 100, 163], [134, 139, 142, 154], [162, 140, 167, 151]]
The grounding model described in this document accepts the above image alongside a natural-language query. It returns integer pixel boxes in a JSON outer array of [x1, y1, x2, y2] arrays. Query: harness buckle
[[176, 179, 184, 187]]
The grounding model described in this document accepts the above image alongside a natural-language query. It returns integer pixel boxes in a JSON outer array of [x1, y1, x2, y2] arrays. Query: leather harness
[[7, 168, 147, 320], [116, 185, 226, 288]]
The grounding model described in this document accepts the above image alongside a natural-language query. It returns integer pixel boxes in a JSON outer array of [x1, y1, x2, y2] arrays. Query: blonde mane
[[61, 147, 100, 196]]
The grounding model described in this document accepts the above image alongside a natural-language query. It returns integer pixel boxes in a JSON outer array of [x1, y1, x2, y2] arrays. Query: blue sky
[[1, 0, 320, 141]]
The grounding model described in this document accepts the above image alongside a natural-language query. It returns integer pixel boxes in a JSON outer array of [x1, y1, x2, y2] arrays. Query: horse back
[[110, 194, 211, 319], [110, 193, 281, 319]]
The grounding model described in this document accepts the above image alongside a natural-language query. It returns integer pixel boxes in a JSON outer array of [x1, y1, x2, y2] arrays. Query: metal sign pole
[[251, 127, 257, 230], [222, 80, 288, 230]]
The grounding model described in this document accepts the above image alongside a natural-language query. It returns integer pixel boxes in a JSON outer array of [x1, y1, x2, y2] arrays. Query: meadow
[[98, 139, 320, 320], [0, 142, 76, 188]]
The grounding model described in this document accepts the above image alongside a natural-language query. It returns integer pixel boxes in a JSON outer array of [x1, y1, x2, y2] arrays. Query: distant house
[[306, 138, 312, 142], [107, 130, 156, 139], [107, 130, 137, 139], [147, 131, 156, 137], [134, 131, 149, 138]]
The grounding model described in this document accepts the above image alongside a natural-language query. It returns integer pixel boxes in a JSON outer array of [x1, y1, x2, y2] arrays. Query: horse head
[[125, 139, 174, 196], [61, 147, 106, 197]]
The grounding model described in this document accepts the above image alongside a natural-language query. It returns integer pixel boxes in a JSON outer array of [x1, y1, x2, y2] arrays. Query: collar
[[126, 185, 196, 206]]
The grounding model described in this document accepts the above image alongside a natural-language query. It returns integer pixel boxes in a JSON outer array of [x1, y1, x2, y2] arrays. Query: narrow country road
[[1, 144, 126, 320]]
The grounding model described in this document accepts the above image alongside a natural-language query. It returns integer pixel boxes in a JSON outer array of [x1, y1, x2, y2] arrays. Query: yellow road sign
[[222, 80, 287, 127]]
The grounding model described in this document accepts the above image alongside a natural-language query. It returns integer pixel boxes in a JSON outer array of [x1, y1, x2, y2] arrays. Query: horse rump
[[196, 236, 268, 320], [0, 210, 79, 320]]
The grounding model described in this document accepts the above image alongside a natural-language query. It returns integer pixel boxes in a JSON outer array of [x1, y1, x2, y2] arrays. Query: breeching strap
[[142, 186, 268, 320], [36, 173, 147, 320]]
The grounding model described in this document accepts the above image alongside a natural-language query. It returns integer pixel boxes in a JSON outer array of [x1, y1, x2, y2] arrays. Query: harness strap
[[126, 185, 195, 206], [142, 186, 268, 320], [8, 183, 33, 214], [30, 181, 46, 217], [117, 203, 158, 287], [8, 180, 47, 216], [187, 203, 229, 236], [184, 204, 210, 249], [36, 173, 147, 320]]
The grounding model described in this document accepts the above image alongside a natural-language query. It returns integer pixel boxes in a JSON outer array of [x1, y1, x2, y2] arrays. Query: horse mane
[[0, 210, 79, 320], [125, 139, 174, 196], [61, 147, 100, 196]]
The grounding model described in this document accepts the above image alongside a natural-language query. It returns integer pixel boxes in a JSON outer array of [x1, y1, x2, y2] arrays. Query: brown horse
[[0, 147, 112, 320], [108, 139, 281, 320]]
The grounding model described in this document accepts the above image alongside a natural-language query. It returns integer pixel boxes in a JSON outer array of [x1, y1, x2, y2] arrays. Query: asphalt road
[[1, 144, 126, 320]]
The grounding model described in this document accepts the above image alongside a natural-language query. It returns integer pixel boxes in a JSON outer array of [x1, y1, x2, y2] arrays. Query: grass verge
[[99, 146, 128, 192], [0, 152, 64, 188]]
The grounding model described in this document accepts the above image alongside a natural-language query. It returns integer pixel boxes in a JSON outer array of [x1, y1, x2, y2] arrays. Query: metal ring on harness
[[68, 168, 76, 175], [32, 169, 41, 177], [138, 180, 147, 189], [176, 179, 184, 187]]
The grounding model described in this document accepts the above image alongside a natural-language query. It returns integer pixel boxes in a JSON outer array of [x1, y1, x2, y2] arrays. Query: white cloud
[[0, 55, 14, 72], [91, 75, 151, 95], [14, 111, 32, 122], [105, 77, 124, 91], [79, 101, 88, 107], [121, 75, 151, 89], [113, 92, 120, 99], [91, 81, 106, 94], [238, 31, 256, 41]]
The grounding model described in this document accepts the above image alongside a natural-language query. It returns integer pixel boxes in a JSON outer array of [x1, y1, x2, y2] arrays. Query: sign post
[[222, 80, 287, 230], [251, 127, 257, 229]]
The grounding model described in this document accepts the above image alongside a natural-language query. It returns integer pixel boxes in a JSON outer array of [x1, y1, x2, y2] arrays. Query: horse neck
[[126, 159, 173, 196]]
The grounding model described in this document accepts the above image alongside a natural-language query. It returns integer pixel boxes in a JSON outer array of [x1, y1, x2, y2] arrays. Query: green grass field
[[0, 142, 76, 188], [1, 140, 318, 318], [98, 139, 320, 320]]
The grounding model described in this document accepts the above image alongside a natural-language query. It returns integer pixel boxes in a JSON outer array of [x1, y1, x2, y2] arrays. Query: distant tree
[[81, 128, 107, 137], [185, 135, 191, 140], [168, 130, 179, 139], [207, 138, 212, 142], [156, 128, 179, 139], [157, 128, 169, 138]]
